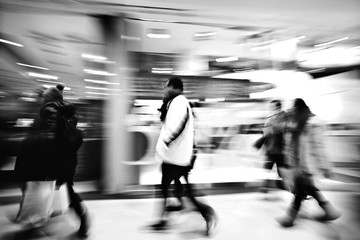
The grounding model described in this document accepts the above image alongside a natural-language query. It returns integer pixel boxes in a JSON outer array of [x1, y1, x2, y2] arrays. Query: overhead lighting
[[86, 92, 110, 95], [84, 79, 120, 85], [146, 29, 171, 39], [29, 72, 58, 80], [36, 79, 63, 85], [17, 63, 49, 70], [146, 33, 171, 39], [81, 54, 107, 61], [0, 38, 23, 47], [83, 69, 117, 76], [314, 37, 350, 47], [194, 32, 217, 38], [151, 67, 173, 74], [205, 98, 225, 102], [215, 56, 238, 62], [85, 86, 109, 91]]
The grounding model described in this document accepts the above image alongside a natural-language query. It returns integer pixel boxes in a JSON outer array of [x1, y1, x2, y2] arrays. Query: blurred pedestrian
[[277, 98, 341, 227], [41, 85, 90, 237], [258, 100, 290, 194], [150, 77, 217, 236], [15, 85, 90, 236]]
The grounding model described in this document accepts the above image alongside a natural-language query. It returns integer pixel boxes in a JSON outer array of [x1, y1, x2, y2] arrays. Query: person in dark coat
[[15, 86, 90, 237]]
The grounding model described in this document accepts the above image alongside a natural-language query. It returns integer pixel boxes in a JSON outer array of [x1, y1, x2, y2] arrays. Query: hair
[[166, 77, 183, 91], [270, 99, 281, 109], [293, 98, 312, 132]]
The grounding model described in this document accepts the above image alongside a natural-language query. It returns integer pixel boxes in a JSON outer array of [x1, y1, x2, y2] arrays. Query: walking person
[[41, 85, 90, 237], [277, 98, 341, 227], [258, 100, 290, 194], [150, 77, 217, 236]]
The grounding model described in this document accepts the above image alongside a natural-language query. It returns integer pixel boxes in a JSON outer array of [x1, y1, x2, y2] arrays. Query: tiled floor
[[0, 190, 359, 240]]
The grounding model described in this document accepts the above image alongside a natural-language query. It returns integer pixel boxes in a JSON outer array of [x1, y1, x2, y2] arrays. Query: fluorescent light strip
[[86, 92, 110, 95], [314, 37, 350, 47], [146, 33, 171, 39], [84, 79, 120, 85], [205, 98, 225, 102], [81, 54, 107, 61], [84, 69, 117, 76], [215, 56, 238, 62], [17, 63, 49, 70], [29, 72, 58, 80], [151, 70, 173, 74], [36, 79, 63, 85], [152, 68, 173, 71], [85, 86, 109, 91], [194, 32, 217, 37], [0, 38, 24, 47]]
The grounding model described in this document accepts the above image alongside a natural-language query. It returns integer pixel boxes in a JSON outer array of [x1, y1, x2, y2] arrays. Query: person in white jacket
[[150, 77, 217, 236]]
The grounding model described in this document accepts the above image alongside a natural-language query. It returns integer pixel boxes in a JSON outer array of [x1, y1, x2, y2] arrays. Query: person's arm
[[162, 97, 189, 146]]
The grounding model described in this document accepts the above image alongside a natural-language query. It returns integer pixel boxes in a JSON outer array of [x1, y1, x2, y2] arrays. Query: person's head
[[42, 84, 64, 104], [270, 99, 282, 113], [291, 98, 312, 131], [163, 77, 183, 101]]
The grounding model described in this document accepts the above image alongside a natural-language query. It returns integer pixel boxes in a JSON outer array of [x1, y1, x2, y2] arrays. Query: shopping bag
[[51, 184, 70, 217], [15, 181, 55, 227]]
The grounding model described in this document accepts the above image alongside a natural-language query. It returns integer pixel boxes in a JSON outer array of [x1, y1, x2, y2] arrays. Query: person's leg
[[277, 175, 305, 227], [306, 177, 341, 221], [182, 172, 217, 236], [150, 163, 180, 230], [66, 181, 90, 236], [262, 155, 275, 193], [275, 154, 291, 192], [166, 178, 184, 211]]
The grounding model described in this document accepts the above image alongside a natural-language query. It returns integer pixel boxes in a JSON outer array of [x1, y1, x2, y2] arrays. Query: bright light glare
[[146, 33, 171, 39], [17, 63, 49, 70], [29, 72, 58, 79], [81, 54, 107, 61], [0, 38, 23, 47], [84, 69, 117, 76]]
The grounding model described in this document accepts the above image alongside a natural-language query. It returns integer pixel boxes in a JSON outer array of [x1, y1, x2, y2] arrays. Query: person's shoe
[[205, 213, 217, 237], [78, 212, 91, 238], [277, 208, 297, 228], [166, 204, 184, 212], [148, 220, 168, 231], [317, 202, 341, 222]]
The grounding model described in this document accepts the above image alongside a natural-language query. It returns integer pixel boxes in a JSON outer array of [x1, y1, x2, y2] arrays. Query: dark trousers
[[66, 181, 85, 218], [160, 162, 214, 220], [291, 173, 327, 212]]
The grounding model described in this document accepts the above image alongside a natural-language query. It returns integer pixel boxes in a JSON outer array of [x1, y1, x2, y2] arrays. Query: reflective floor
[[0, 190, 359, 240]]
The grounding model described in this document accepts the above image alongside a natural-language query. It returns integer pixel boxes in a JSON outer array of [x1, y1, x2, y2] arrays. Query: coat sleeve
[[308, 120, 332, 175], [162, 97, 189, 146]]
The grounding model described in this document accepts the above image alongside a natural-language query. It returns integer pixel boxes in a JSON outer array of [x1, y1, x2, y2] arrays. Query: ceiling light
[[36, 79, 63, 85], [17, 63, 49, 70], [314, 37, 350, 47], [151, 68, 173, 74], [29, 72, 58, 80], [85, 86, 109, 91], [84, 79, 120, 85], [81, 54, 107, 61], [215, 56, 238, 62], [146, 33, 171, 39], [83, 69, 117, 76], [194, 32, 217, 37], [146, 29, 171, 39], [0, 38, 24, 47], [86, 92, 110, 95]]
